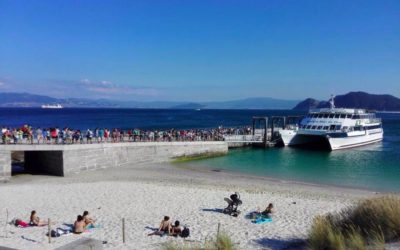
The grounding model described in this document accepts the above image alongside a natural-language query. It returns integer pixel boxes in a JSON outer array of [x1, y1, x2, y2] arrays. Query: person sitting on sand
[[74, 215, 86, 234], [82, 211, 96, 227], [170, 220, 182, 237], [261, 203, 274, 217], [148, 216, 171, 236], [29, 210, 48, 226]]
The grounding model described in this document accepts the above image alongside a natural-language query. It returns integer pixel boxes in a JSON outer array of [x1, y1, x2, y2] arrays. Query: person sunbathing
[[170, 220, 182, 237], [261, 203, 274, 217], [74, 215, 86, 234], [29, 210, 48, 226], [82, 211, 96, 227], [148, 216, 171, 236]]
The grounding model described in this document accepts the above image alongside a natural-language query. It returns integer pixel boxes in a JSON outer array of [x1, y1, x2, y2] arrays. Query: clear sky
[[0, 0, 399, 101]]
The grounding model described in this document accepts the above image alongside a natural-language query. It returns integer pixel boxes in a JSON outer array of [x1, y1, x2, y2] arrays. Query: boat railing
[[365, 118, 381, 124]]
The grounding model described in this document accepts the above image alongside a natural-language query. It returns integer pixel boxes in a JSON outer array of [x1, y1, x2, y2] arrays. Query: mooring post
[[122, 218, 125, 243], [48, 218, 51, 243]]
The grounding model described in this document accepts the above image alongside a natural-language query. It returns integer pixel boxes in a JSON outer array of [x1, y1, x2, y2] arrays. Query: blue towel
[[252, 216, 272, 224]]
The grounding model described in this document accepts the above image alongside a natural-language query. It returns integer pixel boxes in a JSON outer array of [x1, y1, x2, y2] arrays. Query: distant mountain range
[[293, 92, 400, 111], [0, 92, 298, 109], [2, 91, 400, 111]]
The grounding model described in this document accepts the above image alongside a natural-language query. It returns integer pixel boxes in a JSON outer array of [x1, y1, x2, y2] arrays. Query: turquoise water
[[185, 114, 400, 192], [1, 108, 399, 192]]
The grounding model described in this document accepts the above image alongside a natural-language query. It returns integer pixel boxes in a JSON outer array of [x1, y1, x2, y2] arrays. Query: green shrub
[[308, 195, 400, 250], [163, 232, 236, 250]]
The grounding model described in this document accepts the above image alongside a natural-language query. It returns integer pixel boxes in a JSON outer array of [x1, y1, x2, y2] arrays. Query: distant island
[[1, 91, 399, 111], [0, 92, 298, 109], [293, 92, 400, 111]]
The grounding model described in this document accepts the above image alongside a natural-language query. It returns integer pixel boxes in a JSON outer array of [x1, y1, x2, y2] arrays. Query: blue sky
[[0, 0, 399, 101]]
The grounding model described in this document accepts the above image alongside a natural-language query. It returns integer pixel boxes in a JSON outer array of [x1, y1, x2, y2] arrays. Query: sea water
[[1, 108, 399, 191]]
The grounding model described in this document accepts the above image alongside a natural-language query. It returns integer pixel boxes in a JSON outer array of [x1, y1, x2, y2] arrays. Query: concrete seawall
[[0, 141, 228, 181]]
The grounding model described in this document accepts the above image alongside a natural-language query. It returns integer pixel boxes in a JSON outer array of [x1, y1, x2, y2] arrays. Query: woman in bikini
[[82, 211, 96, 228], [261, 203, 274, 217], [74, 215, 86, 234], [170, 220, 182, 237], [30, 210, 48, 226]]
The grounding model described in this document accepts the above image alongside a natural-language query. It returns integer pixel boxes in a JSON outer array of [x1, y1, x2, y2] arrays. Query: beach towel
[[86, 224, 101, 229], [11, 219, 30, 228], [252, 216, 273, 224]]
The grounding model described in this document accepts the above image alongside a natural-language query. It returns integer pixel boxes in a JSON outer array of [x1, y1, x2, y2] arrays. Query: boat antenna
[[329, 95, 335, 109]]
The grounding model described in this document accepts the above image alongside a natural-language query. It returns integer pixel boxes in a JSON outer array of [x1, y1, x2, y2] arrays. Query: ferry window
[[318, 114, 323, 118], [317, 126, 322, 130], [354, 126, 361, 131], [329, 114, 334, 118], [335, 125, 341, 130], [306, 125, 311, 129], [323, 114, 329, 118], [334, 114, 340, 118], [346, 114, 352, 118], [311, 126, 317, 129], [342, 126, 348, 131], [340, 114, 346, 118], [323, 126, 329, 130], [329, 125, 336, 130], [313, 114, 318, 118], [353, 115, 360, 119]]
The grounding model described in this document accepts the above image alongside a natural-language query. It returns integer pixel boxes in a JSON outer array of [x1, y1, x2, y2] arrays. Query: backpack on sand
[[180, 227, 190, 238]]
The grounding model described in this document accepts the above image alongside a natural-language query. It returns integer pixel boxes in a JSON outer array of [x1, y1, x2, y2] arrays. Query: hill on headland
[[293, 92, 400, 111]]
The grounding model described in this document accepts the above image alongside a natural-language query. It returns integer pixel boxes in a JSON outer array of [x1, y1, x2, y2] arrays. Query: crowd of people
[[0, 125, 252, 144]]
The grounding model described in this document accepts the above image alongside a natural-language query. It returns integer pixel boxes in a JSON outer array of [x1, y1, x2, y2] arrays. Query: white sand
[[0, 163, 383, 250]]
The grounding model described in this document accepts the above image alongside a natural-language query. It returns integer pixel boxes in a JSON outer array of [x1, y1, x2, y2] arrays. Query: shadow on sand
[[201, 208, 224, 213], [253, 237, 306, 250]]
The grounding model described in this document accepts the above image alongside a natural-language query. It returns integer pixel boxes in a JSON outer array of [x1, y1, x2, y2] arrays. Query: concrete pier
[[0, 141, 228, 181]]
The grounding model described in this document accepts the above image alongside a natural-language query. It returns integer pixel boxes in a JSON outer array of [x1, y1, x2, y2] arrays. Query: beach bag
[[181, 227, 190, 238], [48, 229, 61, 238]]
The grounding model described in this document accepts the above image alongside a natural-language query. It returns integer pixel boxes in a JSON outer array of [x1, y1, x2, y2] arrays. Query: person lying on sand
[[74, 215, 86, 234], [148, 216, 171, 236], [170, 220, 182, 237], [29, 210, 48, 226], [82, 211, 96, 227]]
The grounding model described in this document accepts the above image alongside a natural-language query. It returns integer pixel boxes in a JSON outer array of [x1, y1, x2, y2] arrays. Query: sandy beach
[[0, 162, 386, 250]]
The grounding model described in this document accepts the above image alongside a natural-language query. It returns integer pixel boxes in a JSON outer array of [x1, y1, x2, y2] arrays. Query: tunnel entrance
[[11, 151, 64, 176], [11, 151, 26, 175]]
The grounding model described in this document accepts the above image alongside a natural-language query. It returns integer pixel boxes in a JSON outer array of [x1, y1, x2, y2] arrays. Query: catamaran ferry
[[280, 96, 383, 150], [41, 104, 63, 109]]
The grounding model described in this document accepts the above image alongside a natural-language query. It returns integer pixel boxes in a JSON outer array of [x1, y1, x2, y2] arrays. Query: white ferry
[[280, 96, 383, 150], [41, 104, 63, 109]]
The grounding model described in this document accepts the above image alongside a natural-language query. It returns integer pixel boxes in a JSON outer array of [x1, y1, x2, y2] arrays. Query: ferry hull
[[280, 130, 383, 150], [327, 132, 383, 150]]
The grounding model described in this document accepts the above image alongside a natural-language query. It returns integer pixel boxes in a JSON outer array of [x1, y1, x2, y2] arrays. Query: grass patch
[[172, 152, 227, 163], [308, 195, 400, 250], [163, 232, 237, 250]]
